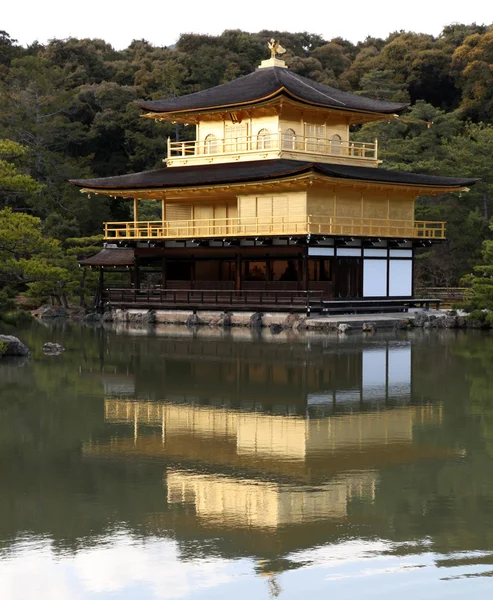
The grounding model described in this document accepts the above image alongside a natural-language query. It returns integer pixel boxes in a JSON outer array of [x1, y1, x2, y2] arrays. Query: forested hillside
[[1, 24, 493, 302]]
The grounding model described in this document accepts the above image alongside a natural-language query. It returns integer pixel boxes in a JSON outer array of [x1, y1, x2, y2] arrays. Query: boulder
[[211, 312, 233, 327], [394, 320, 411, 330], [249, 312, 263, 329], [186, 313, 201, 327], [337, 323, 351, 334], [443, 316, 458, 329], [270, 324, 283, 334], [283, 313, 299, 329], [42, 342, 65, 356], [293, 317, 307, 332], [362, 322, 376, 333], [0, 335, 30, 357], [413, 311, 429, 328], [39, 306, 68, 319], [456, 316, 467, 328]]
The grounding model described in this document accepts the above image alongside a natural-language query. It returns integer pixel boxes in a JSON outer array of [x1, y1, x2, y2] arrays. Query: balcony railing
[[104, 215, 445, 240], [167, 133, 378, 161]]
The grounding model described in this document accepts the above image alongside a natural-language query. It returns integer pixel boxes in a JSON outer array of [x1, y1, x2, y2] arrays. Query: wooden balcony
[[104, 215, 446, 241], [166, 133, 378, 167]]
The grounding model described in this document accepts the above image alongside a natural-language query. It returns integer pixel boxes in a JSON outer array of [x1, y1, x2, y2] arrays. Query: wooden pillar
[[134, 256, 141, 290], [161, 197, 166, 236], [133, 197, 139, 226], [235, 253, 241, 291], [162, 256, 167, 288], [302, 250, 308, 290], [190, 259, 196, 290]]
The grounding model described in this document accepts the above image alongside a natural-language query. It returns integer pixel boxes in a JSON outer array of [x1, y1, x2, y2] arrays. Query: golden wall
[[307, 184, 415, 222]]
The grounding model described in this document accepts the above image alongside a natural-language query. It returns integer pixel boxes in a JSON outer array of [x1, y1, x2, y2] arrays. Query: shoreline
[[30, 306, 481, 332]]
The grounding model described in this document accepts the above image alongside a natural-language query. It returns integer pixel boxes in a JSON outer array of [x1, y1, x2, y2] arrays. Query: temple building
[[71, 44, 477, 313]]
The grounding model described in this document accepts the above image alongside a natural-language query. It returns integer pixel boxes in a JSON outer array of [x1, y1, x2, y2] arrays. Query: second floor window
[[257, 128, 271, 150], [225, 123, 248, 151], [204, 134, 217, 154], [282, 128, 296, 150], [330, 134, 342, 155], [305, 124, 325, 152]]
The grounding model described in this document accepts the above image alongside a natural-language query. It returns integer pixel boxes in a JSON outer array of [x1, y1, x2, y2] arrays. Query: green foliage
[[2, 25, 493, 289], [0, 310, 34, 327], [0, 340, 7, 356]]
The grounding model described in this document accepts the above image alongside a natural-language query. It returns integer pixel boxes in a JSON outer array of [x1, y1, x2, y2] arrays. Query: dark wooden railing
[[104, 288, 323, 313]]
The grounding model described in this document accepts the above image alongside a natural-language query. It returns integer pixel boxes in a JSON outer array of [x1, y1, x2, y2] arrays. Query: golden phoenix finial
[[268, 39, 286, 59]]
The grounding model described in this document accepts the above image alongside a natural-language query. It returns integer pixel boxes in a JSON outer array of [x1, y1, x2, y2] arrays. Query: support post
[[235, 253, 241, 291], [161, 197, 166, 236], [302, 250, 309, 290], [162, 257, 167, 289], [134, 257, 141, 290], [97, 267, 105, 313], [133, 197, 139, 231]]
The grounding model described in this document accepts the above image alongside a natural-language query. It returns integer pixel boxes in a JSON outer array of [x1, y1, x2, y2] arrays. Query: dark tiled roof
[[79, 248, 135, 266], [136, 67, 408, 115], [70, 159, 478, 191]]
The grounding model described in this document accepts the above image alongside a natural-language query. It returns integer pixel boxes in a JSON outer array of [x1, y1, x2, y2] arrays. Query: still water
[[1, 323, 493, 598]]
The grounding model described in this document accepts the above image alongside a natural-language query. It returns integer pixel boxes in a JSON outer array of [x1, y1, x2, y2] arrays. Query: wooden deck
[[102, 288, 441, 315]]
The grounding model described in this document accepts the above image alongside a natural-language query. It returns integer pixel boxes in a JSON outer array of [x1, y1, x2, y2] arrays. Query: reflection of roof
[[79, 248, 135, 266], [166, 469, 377, 527], [136, 67, 408, 115], [70, 159, 478, 192]]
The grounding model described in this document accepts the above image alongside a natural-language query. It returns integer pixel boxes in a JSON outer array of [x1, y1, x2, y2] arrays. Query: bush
[[0, 310, 35, 327], [0, 340, 7, 356]]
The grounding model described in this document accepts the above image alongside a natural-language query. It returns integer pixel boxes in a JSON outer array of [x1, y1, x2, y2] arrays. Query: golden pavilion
[[71, 43, 477, 313]]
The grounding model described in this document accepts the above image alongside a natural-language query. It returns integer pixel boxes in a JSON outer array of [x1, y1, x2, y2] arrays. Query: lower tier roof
[[70, 159, 478, 192]]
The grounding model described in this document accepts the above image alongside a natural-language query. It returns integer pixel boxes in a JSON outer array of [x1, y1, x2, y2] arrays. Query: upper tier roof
[[136, 67, 409, 116], [70, 159, 478, 191]]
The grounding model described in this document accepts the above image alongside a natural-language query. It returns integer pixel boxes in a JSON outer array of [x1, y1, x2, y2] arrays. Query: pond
[[1, 323, 493, 599]]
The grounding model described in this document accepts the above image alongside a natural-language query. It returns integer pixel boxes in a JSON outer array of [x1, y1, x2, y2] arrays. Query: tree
[[0, 139, 43, 208], [0, 208, 76, 306]]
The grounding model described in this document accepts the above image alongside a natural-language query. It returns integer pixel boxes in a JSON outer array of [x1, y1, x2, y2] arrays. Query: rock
[[102, 311, 114, 322], [186, 313, 201, 327], [127, 310, 156, 324], [249, 312, 263, 329], [413, 311, 429, 327], [211, 312, 233, 328], [42, 342, 65, 355], [423, 321, 433, 329], [39, 306, 68, 319], [394, 320, 411, 330], [0, 335, 30, 357], [456, 316, 467, 328], [443, 316, 458, 329], [337, 323, 351, 334], [283, 313, 299, 329], [293, 317, 307, 332], [362, 322, 376, 333], [270, 324, 283, 334]]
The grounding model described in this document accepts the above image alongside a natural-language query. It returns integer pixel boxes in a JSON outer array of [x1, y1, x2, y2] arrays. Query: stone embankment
[[78, 307, 479, 333], [32, 304, 490, 333]]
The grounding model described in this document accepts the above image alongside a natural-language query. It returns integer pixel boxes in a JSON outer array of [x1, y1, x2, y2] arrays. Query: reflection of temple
[[166, 470, 377, 527], [101, 338, 415, 409], [82, 337, 450, 571]]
